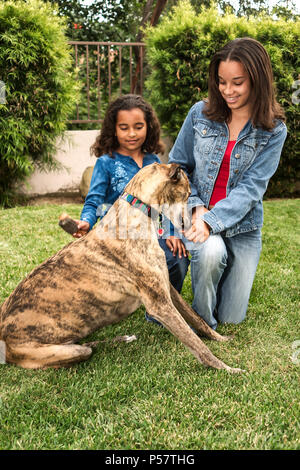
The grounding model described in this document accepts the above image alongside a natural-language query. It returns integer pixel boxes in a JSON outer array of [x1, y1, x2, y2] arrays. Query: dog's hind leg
[[5, 342, 92, 369], [169, 284, 231, 342]]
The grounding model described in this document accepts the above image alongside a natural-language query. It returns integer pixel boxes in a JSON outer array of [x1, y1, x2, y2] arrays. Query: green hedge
[[145, 1, 300, 197], [0, 0, 78, 207]]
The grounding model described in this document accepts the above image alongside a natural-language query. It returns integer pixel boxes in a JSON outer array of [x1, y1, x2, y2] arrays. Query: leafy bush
[[145, 1, 300, 197], [0, 0, 78, 206]]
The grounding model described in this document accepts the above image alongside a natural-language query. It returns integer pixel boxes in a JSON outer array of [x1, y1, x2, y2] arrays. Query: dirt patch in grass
[[25, 193, 84, 206]]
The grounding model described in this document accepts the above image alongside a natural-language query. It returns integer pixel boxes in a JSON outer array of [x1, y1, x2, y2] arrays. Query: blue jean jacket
[[169, 101, 287, 237], [80, 152, 161, 229]]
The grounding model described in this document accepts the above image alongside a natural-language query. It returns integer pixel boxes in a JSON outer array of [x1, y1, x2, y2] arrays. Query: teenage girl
[[168, 37, 287, 329], [73, 94, 189, 295]]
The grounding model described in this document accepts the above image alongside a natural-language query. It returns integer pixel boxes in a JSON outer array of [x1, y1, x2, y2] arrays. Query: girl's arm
[[168, 103, 206, 210], [202, 123, 287, 234], [79, 157, 110, 230], [164, 103, 206, 242]]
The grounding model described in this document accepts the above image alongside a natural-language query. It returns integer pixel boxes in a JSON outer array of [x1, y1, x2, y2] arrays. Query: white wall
[[22, 130, 98, 196], [22, 131, 171, 196]]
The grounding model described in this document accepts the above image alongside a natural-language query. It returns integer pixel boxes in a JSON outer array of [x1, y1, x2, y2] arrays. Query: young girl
[[168, 37, 287, 329], [73, 94, 189, 295]]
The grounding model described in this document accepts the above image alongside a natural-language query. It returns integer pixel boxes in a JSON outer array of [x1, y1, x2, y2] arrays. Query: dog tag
[[157, 213, 165, 237]]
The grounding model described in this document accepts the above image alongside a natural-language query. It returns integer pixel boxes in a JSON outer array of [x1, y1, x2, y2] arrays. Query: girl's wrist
[[192, 206, 209, 221]]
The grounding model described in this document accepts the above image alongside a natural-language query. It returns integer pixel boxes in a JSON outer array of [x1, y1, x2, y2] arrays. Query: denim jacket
[[80, 151, 161, 229], [169, 101, 287, 237]]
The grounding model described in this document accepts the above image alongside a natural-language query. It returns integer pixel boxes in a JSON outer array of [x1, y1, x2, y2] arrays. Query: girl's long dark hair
[[204, 37, 285, 130], [91, 94, 165, 157]]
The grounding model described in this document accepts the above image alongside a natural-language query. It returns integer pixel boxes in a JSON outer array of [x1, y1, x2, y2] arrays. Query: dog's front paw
[[81, 341, 99, 349], [218, 334, 234, 342]]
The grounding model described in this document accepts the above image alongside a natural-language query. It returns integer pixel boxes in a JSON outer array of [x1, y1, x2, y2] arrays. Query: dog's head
[[125, 163, 191, 230], [125, 163, 190, 205]]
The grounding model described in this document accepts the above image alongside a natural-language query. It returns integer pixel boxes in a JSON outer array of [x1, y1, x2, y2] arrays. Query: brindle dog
[[0, 163, 242, 372]]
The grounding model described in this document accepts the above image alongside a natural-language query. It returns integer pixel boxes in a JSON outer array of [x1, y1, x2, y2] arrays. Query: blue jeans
[[158, 238, 190, 293], [145, 238, 190, 324], [185, 230, 262, 329]]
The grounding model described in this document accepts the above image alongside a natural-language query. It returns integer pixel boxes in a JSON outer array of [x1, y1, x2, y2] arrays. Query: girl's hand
[[184, 206, 211, 244], [72, 220, 90, 238], [166, 236, 189, 258]]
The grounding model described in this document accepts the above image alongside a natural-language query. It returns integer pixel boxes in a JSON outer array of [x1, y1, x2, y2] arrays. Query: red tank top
[[209, 140, 236, 206]]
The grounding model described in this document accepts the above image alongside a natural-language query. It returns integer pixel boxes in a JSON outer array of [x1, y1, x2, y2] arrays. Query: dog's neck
[[120, 192, 164, 237], [96, 194, 161, 241], [119, 192, 152, 218], [120, 191, 162, 218]]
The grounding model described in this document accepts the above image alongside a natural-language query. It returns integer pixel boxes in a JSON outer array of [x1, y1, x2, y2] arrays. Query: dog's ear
[[169, 164, 182, 182]]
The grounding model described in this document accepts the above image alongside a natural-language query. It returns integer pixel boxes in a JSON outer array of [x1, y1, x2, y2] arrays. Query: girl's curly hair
[[91, 94, 165, 157]]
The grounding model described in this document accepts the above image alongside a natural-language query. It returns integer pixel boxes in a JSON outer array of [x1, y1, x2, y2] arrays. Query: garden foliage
[[0, 0, 78, 206], [145, 1, 300, 197]]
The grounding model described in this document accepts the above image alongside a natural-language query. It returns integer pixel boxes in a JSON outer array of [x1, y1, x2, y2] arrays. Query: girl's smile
[[115, 108, 147, 159], [218, 60, 252, 115]]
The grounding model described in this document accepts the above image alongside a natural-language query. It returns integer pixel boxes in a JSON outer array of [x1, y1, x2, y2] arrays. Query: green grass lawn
[[0, 199, 299, 450]]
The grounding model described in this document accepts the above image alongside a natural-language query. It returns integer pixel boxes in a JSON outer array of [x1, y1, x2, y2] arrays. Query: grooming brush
[[58, 213, 85, 236]]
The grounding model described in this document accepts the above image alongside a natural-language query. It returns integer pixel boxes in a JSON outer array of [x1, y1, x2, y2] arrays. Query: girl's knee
[[170, 254, 190, 279], [169, 256, 190, 293], [191, 234, 227, 266]]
